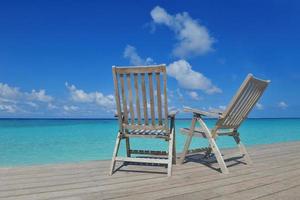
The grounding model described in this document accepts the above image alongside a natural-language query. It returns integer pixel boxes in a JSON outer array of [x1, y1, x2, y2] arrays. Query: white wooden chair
[[110, 64, 177, 177], [179, 74, 270, 173]]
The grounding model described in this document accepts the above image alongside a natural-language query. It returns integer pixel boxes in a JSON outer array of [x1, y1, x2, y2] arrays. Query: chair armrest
[[208, 109, 223, 116], [168, 110, 178, 131], [168, 110, 179, 118], [183, 107, 221, 118], [114, 112, 124, 118]]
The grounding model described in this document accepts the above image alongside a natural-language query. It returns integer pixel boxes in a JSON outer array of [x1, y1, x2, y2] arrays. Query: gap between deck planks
[[2, 142, 300, 187], [1, 141, 300, 200]]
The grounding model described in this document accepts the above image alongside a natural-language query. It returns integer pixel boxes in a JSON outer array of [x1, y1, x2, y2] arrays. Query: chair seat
[[180, 127, 235, 138], [125, 129, 169, 139], [180, 128, 207, 137]]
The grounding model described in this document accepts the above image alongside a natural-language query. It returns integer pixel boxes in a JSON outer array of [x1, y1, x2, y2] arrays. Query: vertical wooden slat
[[119, 74, 128, 124], [241, 87, 264, 121], [156, 73, 162, 125], [225, 81, 253, 127], [219, 74, 253, 127], [141, 73, 148, 125], [134, 73, 141, 125], [163, 67, 169, 129], [148, 73, 155, 126], [228, 83, 253, 126], [126, 73, 135, 124], [233, 86, 255, 126], [235, 82, 268, 127], [217, 74, 269, 129], [234, 84, 259, 126], [112, 67, 123, 131], [235, 87, 261, 126]]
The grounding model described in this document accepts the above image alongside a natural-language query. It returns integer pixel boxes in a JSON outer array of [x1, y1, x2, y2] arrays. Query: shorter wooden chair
[[179, 74, 270, 173], [110, 64, 177, 177]]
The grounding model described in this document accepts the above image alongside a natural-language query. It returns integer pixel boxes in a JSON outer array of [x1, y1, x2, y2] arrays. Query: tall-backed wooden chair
[[110, 64, 177, 177], [180, 74, 270, 173]]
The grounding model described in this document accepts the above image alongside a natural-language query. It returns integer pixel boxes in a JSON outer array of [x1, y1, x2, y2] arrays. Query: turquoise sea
[[0, 119, 300, 167]]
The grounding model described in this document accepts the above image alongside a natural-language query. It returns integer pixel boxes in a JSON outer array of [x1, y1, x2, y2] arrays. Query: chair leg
[[109, 132, 122, 176], [207, 137, 229, 174], [125, 137, 131, 157], [167, 129, 175, 177], [233, 135, 253, 165], [179, 134, 193, 164], [197, 118, 229, 174], [172, 129, 176, 164], [204, 146, 213, 158], [179, 117, 197, 164]]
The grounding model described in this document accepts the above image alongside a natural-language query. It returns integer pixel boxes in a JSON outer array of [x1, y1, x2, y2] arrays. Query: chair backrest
[[216, 74, 270, 129], [112, 64, 169, 132]]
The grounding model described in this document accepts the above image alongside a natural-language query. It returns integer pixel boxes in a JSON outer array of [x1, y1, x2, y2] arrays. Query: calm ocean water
[[0, 118, 300, 167]]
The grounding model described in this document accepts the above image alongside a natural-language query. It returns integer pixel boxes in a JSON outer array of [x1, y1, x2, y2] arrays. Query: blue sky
[[0, 0, 300, 118]]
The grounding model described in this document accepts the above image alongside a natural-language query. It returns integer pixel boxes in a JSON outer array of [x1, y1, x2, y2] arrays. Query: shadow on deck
[[1, 141, 300, 200]]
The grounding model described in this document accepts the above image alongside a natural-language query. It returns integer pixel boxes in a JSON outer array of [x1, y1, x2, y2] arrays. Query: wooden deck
[[1, 141, 300, 200]]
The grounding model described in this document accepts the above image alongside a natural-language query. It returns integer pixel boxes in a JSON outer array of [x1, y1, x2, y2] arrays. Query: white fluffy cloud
[[0, 83, 53, 103], [26, 102, 38, 108], [0, 82, 54, 114], [256, 103, 264, 110], [27, 90, 53, 102], [150, 6, 214, 58], [0, 104, 17, 113], [48, 103, 58, 110], [176, 88, 184, 101], [63, 105, 79, 112], [0, 83, 20, 100], [0, 82, 116, 116], [278, 101, 288, 109], [187, 91, 201, 100], [123, 48, 221, 94], [218, 105, 226, 111], [123, 45, 154, 65], [167, 60, 221, 94], [208, 105, 226, 113], [65, 83, 115, 110]]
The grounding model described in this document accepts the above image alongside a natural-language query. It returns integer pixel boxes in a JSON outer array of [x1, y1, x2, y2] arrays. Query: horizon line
[[0, 117, 299, 120]]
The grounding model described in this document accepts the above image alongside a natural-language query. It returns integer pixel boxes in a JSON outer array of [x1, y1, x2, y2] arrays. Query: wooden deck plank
[[2, 145, 293, 184], [96, 151, 300, 198], [159, 164, 300, 200], [2, 140, 300, 178], [255, 185, 300, 200], [2, 144, 300, 190], [208, 174, 300, 200], [1, 140, 299, 176], [0, 141, 300, 200], [105, 161, 300, 200]]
